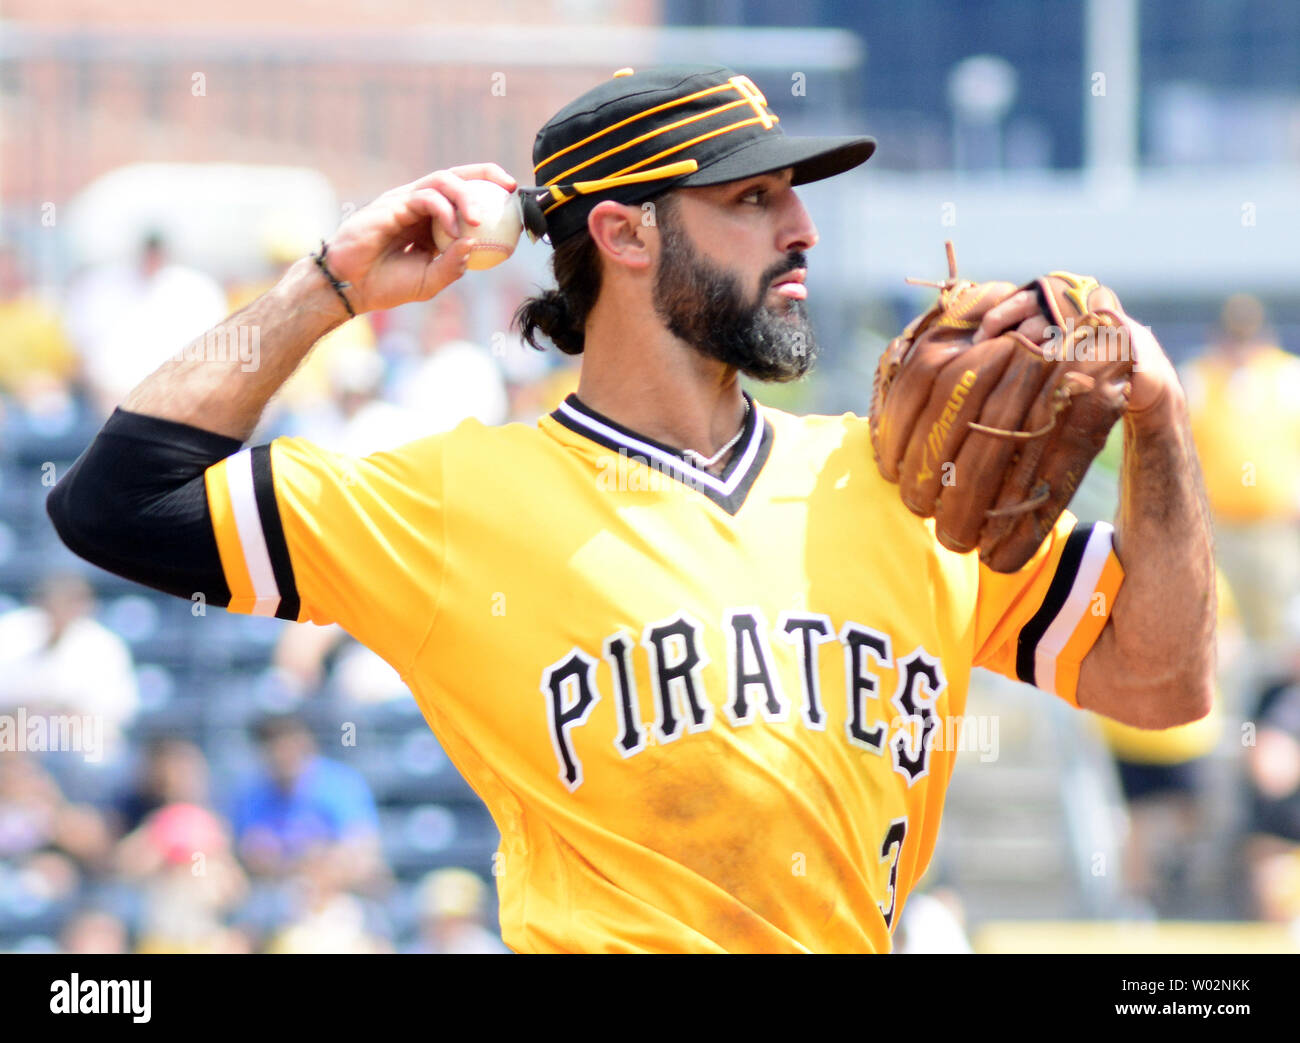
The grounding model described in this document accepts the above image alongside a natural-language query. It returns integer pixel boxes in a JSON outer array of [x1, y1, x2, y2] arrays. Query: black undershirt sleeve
[[46, 408, 243, 606]]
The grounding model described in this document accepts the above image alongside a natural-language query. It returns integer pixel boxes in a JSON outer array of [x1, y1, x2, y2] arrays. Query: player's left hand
[[972, 283, 1182, 419]]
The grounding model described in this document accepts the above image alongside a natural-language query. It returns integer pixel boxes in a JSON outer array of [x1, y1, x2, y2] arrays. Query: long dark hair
[[513, 192, 676, 356]]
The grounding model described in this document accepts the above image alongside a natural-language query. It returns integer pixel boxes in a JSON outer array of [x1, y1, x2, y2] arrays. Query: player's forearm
[[1079, 391, 1216, 726], [120, 256, 348, 442]]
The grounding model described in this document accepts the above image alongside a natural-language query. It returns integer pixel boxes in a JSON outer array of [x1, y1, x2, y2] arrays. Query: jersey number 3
[[878, 817, 908, 931]]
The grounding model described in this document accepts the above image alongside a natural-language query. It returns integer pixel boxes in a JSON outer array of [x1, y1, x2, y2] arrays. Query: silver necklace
[[682, 399, 750, 470]]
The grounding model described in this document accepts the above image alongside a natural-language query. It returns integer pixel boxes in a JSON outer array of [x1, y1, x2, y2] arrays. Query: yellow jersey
[[1183, 346, 1300, 522], [0, 296, 77, 393], [202, 393, 1123, 953]]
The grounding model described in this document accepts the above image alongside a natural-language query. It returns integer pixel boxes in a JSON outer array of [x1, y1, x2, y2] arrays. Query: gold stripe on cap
[[536, 82, 738, 175], [534, 78, 776, 176], [540, 116, 779, 215], [545, 97, 755, 186], [612, 113, 781, 178], [569, 160, 700, 195], [545, 185, 573, 210], [538, 159, 702, 214]]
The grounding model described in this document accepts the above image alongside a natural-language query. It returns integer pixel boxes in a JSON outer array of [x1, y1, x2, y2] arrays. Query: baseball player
[[48, 66, 1215, 953]]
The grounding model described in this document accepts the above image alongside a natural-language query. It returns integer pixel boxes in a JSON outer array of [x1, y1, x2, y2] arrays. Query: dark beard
[[652, 221, 818, 383]]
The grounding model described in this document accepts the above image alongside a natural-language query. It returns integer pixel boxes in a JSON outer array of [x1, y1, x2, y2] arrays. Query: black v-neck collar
[[550, 392, 774, 515]]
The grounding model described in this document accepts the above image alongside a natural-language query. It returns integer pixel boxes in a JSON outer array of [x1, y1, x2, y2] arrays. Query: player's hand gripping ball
[[868, 241, 1134, 573], [433, 178, 525, 270]]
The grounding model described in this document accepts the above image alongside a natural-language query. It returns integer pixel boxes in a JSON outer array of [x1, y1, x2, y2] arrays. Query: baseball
[[433, 179, 524, 270]]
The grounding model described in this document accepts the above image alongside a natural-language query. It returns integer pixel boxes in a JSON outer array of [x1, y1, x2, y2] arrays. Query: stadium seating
[[0, 397, 504, 952]]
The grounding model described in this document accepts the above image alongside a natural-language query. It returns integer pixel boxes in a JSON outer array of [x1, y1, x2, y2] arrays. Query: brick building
[[2, 2, 661, 220]]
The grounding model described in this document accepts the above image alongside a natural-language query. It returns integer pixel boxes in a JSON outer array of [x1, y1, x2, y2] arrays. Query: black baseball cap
[[520, 65, 876, 246]]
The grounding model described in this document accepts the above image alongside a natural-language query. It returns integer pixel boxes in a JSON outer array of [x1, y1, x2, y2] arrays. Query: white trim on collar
[[554, 397, 763, 495]]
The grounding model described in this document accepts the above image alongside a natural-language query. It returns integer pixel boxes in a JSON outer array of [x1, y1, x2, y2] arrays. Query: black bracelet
[[311, 239, 356, 319]]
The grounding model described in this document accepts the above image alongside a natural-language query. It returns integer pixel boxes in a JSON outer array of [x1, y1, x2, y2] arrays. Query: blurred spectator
[[111, 737, 211, 837], [0, 757, 113, 913], [0, 244, 78, 414], [63, 232, 227, 417], [391, 291, 507, 432], [0, 572, 138, 765], [893, 887, 972, 955], [1096, 573, 1240, 916], [330, 641, 410, 704], [1244, 601, 1300, 926], [269, 622, 344, 698], [231, 713, 384, 892], [101, 737, 250, 951], [404, 867, 507, 954], [228, 221, 378, 424], [265, 848, 392, 953], [479, 275, 574, 423], [1183, 295, 1300, 662], [272, 622, 408, 704], [507, 355, 581, 425], [114, 801, 249, 953], [495, 333, 555, 423], [59, 908, 129, 954], [289, 345, 432, 455]]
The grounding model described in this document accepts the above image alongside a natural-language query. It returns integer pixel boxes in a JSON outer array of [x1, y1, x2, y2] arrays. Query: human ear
[[587, 201, 654, 272]]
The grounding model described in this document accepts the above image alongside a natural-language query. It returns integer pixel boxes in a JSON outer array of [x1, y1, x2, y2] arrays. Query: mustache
[[760, 251, 809, 292]]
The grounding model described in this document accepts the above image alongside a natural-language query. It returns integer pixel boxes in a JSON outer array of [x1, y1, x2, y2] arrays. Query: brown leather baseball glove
[[869, 242, 1134, 573]]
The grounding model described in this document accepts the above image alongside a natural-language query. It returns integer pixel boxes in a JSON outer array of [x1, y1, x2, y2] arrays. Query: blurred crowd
[[2, 226, 1300, 951], [0, 228, 587, 953], [0, 704, 507, 953], [1095, 293, 1300, 928], [0, 229, 583, 440]]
